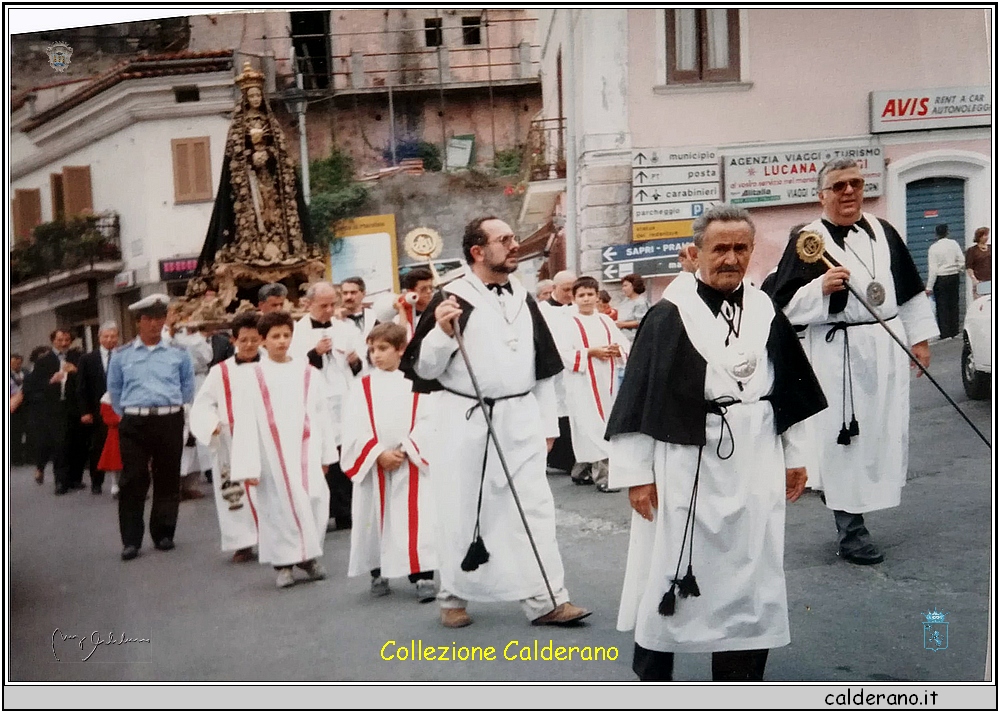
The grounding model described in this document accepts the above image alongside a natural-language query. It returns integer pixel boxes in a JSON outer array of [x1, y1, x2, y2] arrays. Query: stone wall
[[354, 171, 524, 267]]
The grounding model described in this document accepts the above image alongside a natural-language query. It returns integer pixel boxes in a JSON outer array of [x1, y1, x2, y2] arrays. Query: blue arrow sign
[[601, 237, 692, 264]]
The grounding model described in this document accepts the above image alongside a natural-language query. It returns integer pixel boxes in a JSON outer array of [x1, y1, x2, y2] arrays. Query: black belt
[[441, 387, 530, 421], [442, 386, 531, 572]]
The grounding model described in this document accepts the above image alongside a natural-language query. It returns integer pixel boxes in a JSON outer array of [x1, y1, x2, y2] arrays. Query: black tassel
[[848, 416, 859, 437], [677, 565, 701, 598], [658, 584, 677, 616], [837, 424, 852, 445], [461, 536, 490, 572]]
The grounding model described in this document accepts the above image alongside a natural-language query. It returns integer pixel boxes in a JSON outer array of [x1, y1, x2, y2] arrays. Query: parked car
[[961, 281, 991, 400]]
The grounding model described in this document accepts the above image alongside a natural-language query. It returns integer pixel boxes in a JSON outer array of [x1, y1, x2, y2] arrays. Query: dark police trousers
[[117, 411, 184, 548]]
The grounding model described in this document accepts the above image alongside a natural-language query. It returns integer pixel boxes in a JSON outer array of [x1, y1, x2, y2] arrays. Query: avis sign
[[871, 86, 991, 133]]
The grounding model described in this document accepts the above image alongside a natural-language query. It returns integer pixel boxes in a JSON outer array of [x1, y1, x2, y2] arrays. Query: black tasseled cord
[[659, 447, 704, 616]]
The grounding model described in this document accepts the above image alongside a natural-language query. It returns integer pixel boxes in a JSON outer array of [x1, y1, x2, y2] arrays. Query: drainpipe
[[564, 8, 579, 274]]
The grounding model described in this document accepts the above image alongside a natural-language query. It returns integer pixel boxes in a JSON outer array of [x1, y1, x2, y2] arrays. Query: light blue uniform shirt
[[107, 338, 196, 415]]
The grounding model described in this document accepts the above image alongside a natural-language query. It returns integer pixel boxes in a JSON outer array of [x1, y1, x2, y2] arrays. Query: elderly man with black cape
[[605, 204, 827, 681]]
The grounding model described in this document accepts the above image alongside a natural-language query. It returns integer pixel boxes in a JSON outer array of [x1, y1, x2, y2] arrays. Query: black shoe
[[121, 546, 139, 561], [70, 482, 87, 491], [154, 538, 175, 551], [838, 545, 884, 565], [571, 475, 594, 486], [54, 485, 69, 495]]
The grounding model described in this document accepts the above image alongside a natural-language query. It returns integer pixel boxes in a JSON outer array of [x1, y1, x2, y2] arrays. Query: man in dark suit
[[77, 322, 120, 494], [22, 328, 82, 495]]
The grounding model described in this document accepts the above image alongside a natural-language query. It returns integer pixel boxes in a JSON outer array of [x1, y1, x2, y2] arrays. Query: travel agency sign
[[723, 140, 885, 208]]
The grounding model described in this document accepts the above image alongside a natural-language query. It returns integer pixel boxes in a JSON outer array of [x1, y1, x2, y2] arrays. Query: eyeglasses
[[821, 178, 865, 194], [487, 234, 519, 247]]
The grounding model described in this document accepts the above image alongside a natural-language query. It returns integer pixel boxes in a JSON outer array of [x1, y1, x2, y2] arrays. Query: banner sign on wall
[[723, 141, 885, 207]]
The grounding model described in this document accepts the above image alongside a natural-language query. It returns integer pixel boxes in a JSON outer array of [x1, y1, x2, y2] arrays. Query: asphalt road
[[7, 337, 992, 682]]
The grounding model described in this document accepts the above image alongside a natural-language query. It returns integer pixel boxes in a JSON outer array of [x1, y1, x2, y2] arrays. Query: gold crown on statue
[[235, 61, 266, 93]]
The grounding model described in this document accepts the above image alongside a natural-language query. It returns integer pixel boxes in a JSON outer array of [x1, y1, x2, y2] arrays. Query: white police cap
[[128, 293, 171, 314]]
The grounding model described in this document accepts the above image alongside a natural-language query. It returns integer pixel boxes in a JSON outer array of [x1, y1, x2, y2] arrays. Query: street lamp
[[283, 75, 310, 205]]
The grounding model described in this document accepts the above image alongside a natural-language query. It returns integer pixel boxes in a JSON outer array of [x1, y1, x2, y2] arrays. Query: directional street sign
[[633, 201, 716, 223], [631, 146, 720, 226], [603, 257, 681, 282], [601, 237, 691, 281]]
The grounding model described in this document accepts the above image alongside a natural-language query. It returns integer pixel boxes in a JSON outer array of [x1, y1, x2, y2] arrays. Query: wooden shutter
[[172, 136, 213, 203], [62, 165, 94, 216], [13, 188, 42, 243], [50, 173, 65, 221]]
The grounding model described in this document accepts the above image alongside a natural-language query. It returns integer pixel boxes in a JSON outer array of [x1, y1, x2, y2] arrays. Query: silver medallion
[[731, 352, 757, 380], [866, 281, 886, 307]]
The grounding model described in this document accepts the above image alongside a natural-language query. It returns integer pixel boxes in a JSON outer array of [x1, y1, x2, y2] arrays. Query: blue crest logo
[[46, 42, 74, 73], [922, 608, 948, 651]]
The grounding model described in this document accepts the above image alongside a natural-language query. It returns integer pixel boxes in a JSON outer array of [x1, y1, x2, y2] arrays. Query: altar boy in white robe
[[343, 323, 437, 599], [606, 205, 827, 681], [230, 311, 338, 589], [561, 275, 630, 493], [190, 311, 262, 563], [401, 216, 591, 629]]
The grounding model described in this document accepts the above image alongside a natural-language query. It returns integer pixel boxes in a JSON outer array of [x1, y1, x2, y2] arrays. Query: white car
[[961, 281, 992, 400]]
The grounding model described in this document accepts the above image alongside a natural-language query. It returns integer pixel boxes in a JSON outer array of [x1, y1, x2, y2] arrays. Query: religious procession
[[8, 8, 992, 689]]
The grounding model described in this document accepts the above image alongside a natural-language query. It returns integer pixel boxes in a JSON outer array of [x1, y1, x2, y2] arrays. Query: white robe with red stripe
[[342, 369, 437, 578], [190, 357, 260, 553], [229, 357, 338, 567], [561, 311, 630, 463]]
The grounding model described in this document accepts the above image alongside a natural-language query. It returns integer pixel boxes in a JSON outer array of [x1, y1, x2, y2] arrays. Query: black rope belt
[[659, 396, 741, 618], [824, 315, 897, 445], [442, 387, 530, 572]]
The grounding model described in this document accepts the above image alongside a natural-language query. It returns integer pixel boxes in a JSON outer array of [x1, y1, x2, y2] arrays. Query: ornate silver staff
[[403, 228, 558, 610], [796, 230, 989, 447]]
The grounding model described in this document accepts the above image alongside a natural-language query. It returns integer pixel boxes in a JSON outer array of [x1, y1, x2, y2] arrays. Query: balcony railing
[[523, 117, 566, 182], [11, 211, 122, 287]]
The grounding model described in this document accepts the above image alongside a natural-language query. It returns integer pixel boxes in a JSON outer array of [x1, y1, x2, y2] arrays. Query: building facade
[[525, 8, 992, 302], [10, 51, 236, 352], [187, 8, 542, 173]]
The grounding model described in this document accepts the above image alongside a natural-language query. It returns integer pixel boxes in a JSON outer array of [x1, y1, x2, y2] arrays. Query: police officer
[[107, 294, 195, 561]]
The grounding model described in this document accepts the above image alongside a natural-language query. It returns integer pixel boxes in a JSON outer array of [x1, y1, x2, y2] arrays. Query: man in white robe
[[607, 204, 827, 681], [560, 276, 630, 492], [401, 216, 590, 629], [190, 312, 262, 562], [289, 281, 365, 531], [340, 276, 379, 346], [230, 311, 338, 588], [764, 159, 937, 565], [176, 326, 213, 499], [537, 270, 576, 474]]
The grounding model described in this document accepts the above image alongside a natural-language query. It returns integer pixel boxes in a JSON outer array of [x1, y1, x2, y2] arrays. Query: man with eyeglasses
[[764, 158, 937, 566], [401, 215, 591, 629]]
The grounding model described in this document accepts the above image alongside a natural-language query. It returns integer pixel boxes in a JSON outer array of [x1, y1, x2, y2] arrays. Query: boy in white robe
[[560, 276, 630, 493], [189, 312, 262, 563], [342, 323, 437, 598], [230, 311, 339, 589]]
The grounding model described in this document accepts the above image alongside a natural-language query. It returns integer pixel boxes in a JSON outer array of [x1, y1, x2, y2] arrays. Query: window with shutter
[[62, 165, 94, 216], [13, 188, 42, 243], [172, 136, 214, 203], [665, 9, 740, 84]]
